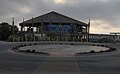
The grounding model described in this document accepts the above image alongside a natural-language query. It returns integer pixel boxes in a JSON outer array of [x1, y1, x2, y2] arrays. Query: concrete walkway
[[34, 57, 81, 74]]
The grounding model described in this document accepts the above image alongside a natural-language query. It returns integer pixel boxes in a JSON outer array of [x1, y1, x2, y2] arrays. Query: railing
[[11, 33, 120, 43]]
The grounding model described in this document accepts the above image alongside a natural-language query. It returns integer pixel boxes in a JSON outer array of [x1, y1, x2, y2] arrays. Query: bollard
[[34, 36, 36, 42], [57, 36, 59, 43], [26, 36, 28, 42], [49, 37, 50, 42], [13, 37, 15, 42], [78, 36, 79, 42], [66, 37, 68, 42], [18, 37, 20, 42], [73, 37, 75, 42], [87, 39, 88, 42], [87, 36, 89, 42], [81, 37, 82, 42]]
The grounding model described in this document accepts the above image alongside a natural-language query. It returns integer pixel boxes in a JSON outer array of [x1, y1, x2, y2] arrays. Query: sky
[[0, 0, 120, 34]]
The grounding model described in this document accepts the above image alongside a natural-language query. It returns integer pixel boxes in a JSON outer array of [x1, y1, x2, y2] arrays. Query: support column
[[29, 26, 31, 33], [21, 26, 23, 32], [36, 26, 39, 33], [50, 20, 52, 33], [23, 18, 25, 32], [73, 24, 76, 34], [38, 26, 41, 33], [73, 24, 76, 41], [41, 22, 44, 41], [60, 22, 62, 41], [36, 27, 38, 33], [32, 17, 34, 33], [87, 19, 90, 42]]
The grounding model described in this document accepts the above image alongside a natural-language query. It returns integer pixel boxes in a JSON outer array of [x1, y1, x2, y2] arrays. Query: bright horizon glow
[[54, 0, 66, 4], [90, 20, 120, 34]]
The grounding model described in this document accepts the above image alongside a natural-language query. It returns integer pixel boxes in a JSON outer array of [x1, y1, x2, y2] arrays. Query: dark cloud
[[0, 0, 120, 33]]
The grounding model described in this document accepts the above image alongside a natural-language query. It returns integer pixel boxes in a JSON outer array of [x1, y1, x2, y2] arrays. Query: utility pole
[[22, 18, 25, 42], [12, 17, 15, 42], [32, 17, 34, 41], [23, 18, 25, 32], [87, 19, 90, 42]]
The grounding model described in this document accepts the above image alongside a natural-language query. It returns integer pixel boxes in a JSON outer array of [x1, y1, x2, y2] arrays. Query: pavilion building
[[19, 11, 90, 41]]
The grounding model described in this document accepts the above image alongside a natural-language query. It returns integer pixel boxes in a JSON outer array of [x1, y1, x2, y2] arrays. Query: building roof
[[19, 11, 87, 26]]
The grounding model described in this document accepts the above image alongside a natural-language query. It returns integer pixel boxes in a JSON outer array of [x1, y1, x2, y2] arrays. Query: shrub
[[23, 44, 27, 46], [26, 49, 31, 52], [38, 52, 49, 54], [19, 50, 25, 52], [101, 45, 105, 47], [31, 50, 35, 53], [12, 47, 17, 50], [99, 50, 104, 53], [70, 43, 74, 45], [36, 51, 39, 54], [90, 50, 95, 53], [105, 49, 111, 52], [77, 52, 88, 54], [97, 45, 101, 46], [29, 44, 32, 46], [34, 43, 37, 45], [92, 44, 96, 46], [18, 45, 24, 47], [105, 46, 109, 48], [109, 48, 116, 51]]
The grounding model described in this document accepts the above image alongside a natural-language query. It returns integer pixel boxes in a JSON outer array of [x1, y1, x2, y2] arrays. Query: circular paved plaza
[[0, 41, 120, 74], [19, 44, 109, 56]]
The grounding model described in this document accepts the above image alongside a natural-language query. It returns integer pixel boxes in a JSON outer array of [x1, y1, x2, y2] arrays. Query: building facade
[[19, 11, 90, 41]]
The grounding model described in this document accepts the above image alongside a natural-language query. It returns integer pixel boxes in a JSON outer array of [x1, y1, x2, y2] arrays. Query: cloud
[[0, 0, 120, 33], [18, 6, 31, 14]]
